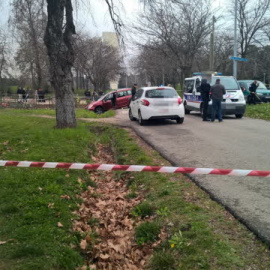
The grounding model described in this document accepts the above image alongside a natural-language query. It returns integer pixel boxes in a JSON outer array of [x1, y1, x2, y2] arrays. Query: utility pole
[[209, 16, 216, 71], [233, 0, 238, 79]]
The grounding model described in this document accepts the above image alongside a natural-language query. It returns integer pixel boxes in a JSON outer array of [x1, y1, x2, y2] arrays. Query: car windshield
[[98, 94, 106, 101], [145, 89, 178, 98], [211, 77, 239, 90], [242, 81, 268, 90]]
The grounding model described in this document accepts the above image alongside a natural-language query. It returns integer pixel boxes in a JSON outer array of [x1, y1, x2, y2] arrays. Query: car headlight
[[88, 104, 93, 109]]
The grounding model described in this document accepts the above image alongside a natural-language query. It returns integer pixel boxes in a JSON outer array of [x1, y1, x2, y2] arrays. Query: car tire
[[129, 108, 136, 121], [176, 117, 184, 124], [138, 111, 146, 126], [94, 106, 104, 114], [235, 114, 243, 119], [184, 103, 191, 114]]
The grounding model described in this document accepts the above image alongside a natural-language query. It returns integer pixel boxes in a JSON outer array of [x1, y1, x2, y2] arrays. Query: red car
[[87, 88, 132, 114]]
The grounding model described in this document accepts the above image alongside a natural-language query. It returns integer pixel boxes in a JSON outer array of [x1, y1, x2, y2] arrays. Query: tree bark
[[44, 0, 76, 128]]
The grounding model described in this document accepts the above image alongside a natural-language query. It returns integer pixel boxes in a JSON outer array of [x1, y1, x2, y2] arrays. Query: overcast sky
[[0, 0, 230, 33]]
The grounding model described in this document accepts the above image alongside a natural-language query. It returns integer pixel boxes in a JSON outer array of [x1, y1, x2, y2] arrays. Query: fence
[[1, 94, 91, 109]]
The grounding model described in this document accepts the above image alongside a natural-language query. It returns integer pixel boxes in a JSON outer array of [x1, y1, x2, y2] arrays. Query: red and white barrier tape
[[0, 160, 270, 177]]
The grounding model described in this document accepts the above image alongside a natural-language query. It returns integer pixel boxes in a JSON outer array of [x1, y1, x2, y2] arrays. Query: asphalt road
[[114, 109, 270, 243]]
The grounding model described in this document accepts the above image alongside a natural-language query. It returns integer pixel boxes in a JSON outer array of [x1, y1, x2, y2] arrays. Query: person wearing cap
[[210, 79, 226, 122]]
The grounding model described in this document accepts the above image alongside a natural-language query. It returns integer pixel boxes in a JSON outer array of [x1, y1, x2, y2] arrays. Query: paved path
[[108, 109, 270, 243]]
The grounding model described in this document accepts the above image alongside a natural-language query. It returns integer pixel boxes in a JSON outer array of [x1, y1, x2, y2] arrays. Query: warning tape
[[0, 160, 269, 177]]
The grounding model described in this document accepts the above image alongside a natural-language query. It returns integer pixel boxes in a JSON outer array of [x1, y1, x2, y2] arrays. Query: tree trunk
[[44, 0, 76, 128]]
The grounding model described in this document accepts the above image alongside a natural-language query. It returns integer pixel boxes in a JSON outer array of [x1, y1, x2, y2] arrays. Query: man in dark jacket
[[210, 79, 226, 122], [199, 79, 211, 121], [248, 80, 259, 105], [131, 83, 138, 99], [129, 83, 138, 107]]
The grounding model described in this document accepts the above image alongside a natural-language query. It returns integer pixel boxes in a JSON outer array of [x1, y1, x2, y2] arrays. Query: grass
[[245, 102, 270, 121], [0, 108, 115, 118], [135, 222, 161, 245], [108, 124, 270, 269], [1, 113, 270, 269]]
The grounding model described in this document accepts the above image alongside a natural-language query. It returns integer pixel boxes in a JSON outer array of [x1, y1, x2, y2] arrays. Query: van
[[183, 74, 246, 118]]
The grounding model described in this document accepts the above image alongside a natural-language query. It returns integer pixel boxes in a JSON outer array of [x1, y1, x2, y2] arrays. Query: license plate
[[156, 103, 169, 106], [159, 109, 168, 113]]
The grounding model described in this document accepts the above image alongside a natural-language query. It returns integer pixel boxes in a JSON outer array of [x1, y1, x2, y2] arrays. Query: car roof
[[116, 88, 131, 92], [141, 86, 175, 90]]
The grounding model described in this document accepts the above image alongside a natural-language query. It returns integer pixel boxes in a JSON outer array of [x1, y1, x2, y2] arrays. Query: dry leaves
[[57, 222, 63, 228], [73, 144, 161, 270]]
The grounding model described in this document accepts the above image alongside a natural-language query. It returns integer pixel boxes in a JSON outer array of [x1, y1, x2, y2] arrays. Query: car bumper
[[140, 106, 184, 120], [207, 103, 246, 115], [257, 95, 270, 102]]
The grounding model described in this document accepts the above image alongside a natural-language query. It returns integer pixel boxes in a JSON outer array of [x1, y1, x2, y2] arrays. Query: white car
[[129, 86, 185, 125]]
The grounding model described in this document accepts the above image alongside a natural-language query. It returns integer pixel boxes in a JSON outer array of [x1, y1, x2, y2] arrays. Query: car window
[[117, 91, 125, 97], [104, 93, 113, 101], [211, 77, 239, 90], [127, 90, 131, 95], [184, 80, 195, 93], [145, 89, 178, 98], [134, 89, 143, 100]]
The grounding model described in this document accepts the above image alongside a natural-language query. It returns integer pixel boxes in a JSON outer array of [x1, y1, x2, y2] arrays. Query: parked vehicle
[[129, 86, 184, 125], [238, 80, 270, 102], [86, 88, 132, 114], [183, 73, 246, 118]]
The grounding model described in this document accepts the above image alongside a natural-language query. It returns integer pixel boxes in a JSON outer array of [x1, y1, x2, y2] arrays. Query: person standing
[[129, 83, 138, 106], [131, 83, 138, 99], [210, 79, 226, 122], [200, 79, 211, 121], [248, 80, 259, 105]]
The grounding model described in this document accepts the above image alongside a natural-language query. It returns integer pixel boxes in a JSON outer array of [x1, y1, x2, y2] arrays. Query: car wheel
[[138, 111, 146, 126], [184, 103, 190, 114], [176, 117, 184, 124], [235, 114, 243, 119], [94, 106, 104, 114], [129, 108, 136, 121]]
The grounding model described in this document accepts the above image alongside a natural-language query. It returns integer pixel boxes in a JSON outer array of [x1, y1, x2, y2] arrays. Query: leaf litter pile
[[74, 144, 163, 270]]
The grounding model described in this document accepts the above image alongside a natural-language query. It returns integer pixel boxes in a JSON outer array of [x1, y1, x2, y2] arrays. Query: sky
[[0, 0, 230, 34], [0, 0, 231, 72]]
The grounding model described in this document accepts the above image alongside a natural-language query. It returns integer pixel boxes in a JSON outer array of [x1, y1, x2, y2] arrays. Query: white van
[[183, 74, 246, 118]]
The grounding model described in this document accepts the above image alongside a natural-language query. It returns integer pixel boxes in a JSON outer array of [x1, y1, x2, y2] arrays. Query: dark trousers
[[202, 99, 209, 120], [248, 93, 256, 104], [211, 99, 222, 121]]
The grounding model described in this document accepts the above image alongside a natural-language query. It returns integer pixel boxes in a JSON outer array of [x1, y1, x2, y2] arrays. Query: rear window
[[145, 89, 178, 98], [211, 77, 239, 90]]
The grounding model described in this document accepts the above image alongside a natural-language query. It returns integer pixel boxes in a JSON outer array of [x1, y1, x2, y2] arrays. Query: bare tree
[[11, 0, 47, 89], [133, 0, 213, 82], [74, 35, 121, 93]]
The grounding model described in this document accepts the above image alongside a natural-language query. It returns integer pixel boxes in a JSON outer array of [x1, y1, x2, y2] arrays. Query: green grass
[[135, 222, 161, 245], [245, 102, 270, 121], [108, 124, 270, 269], [1, 113, 270, 269], [0, 115, 115, 269], [0, 108, 115, 118]]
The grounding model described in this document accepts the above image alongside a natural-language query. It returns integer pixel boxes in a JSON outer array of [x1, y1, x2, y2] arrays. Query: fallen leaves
[[57, 222, 64, 228], [73, 144, 160, 270], [80, 239, 88, 250]]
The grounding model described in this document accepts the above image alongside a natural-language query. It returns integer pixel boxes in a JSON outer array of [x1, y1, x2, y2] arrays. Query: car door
[[131, 89, 144, 118], [102, 93, 114, 110], [184, 79, 195, 110], [194, 78, 202, 110], [115, 90, 126, 108]]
